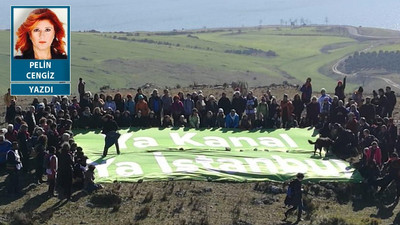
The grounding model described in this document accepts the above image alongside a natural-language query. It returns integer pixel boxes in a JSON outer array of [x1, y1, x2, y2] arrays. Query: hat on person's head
[[138, 95, 144, 100], [321, 88, 326, 93], [233, 91, 240, 95], [218, 108, 224, 113], [338, 80, 342, 85], [197, 90, 203, 94]]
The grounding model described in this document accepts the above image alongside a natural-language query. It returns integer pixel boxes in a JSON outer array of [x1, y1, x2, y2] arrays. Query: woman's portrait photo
[[14, 8, 68, 60]]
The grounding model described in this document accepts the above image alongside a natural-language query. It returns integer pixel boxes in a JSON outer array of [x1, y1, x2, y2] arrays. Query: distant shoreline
[[1, 25, 400, 33]]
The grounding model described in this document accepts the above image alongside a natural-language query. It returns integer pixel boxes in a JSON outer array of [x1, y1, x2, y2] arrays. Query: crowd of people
[[0, 76, 399, 201]]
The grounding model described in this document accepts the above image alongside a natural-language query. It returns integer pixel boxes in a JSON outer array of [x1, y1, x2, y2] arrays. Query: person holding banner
[[102, 114, 120, 157], [15, 8, 67, 60]]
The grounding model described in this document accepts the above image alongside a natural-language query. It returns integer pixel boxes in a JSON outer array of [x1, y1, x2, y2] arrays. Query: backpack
[[284, 182, 294, 206]]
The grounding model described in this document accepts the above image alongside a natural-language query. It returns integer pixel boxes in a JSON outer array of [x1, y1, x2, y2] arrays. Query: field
[[1, 26, 400, 225], [1, 25, 400, 96]]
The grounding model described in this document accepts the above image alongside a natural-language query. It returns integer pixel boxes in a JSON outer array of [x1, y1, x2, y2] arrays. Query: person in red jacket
[[280, 94, 294, 128], [365, 141, 382, 168]]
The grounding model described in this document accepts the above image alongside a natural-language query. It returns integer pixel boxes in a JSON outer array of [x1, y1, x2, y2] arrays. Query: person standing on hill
[[148, 89, 162, 121], [377, 88, 389, 118], [161, 89, 172, 116], [385, 86, 396, 118], [218, 92, 231, 116], [352, 86, 364, 106], [335, 76, 347, 102], [46, 146, 58, 197], [58, 143, 74, 200], [6, 142, 23, 195], [78, 78, 85, 102], [300, 78, 312, 104], [284, 173, 304, 223], [231, 91, 246, 119], [4, 88, 17, 108], [280, 94, 294, 128], [245, 91, 258, 124]]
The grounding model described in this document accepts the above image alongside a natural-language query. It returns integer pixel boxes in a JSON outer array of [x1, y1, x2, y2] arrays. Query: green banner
[[74, 128, 361, 183]]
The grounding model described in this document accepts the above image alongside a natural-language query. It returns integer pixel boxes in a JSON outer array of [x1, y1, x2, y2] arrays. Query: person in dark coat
[[284, 173, 304, 222], [231, 91, 246, 119], [385, 86, 396, 118], [359, 97, 376, 125], [377, 88, 389, 118], [374, 152, 400, 198], [331, 100, 348, 126], [300, 77, 312, 104], [6, 142, 23, 194], [148, 89, 162, 123], [334, 76, 347, 102], [34, 135, 47, 184], [306, 96, 320, 127], [218, 92, 231, 116], [292, 94, 304, 123], [102, 114, 120, 157], [57, 143, 74, 200], [5, 99, 16, 125], [17, 124, 30, 173], [78, 78, 85, 102]]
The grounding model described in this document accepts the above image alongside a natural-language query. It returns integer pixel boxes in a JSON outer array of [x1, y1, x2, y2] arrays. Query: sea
[[1, 0, 399, 32]]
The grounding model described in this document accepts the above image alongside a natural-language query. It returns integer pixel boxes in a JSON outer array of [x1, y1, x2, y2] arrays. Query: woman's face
[[30, 20, 55, 52]]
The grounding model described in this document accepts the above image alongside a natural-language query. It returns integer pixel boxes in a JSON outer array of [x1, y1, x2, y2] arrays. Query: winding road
[[331, 26, 400, 90]]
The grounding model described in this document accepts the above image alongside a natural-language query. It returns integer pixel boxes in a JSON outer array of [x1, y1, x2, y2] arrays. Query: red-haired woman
[[15, 8, 67, 59]]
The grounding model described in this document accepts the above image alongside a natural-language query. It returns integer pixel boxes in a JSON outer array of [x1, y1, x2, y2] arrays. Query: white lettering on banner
[[331, 159, 353, 179], [115, 132, 302, 150], [203, 136, 229, 147], [89, 154, 354, 180], [133, 137, 158, 148], [258, 137, 285, 147], [29, 61, 51, 68], [90, 157, 115, 177], [119, 133, 133, 149], [154, 152, 172, 173], [195, 155, 216, 171], [229, 137, 258, 147], [244, 158, 278, 173], [271, 156, 308, 174], [305, 160, 339, 176], [115, 162, 143, 176], [217, 158, 247, 173], [29, 86, 53, 94], [173, 159, 199, 173], [170, 133, 204, 146], [279, 134, 298, 148]]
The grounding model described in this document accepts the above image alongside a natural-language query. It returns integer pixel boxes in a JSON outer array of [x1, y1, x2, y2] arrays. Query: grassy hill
[[2, 26, 399, 96]]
